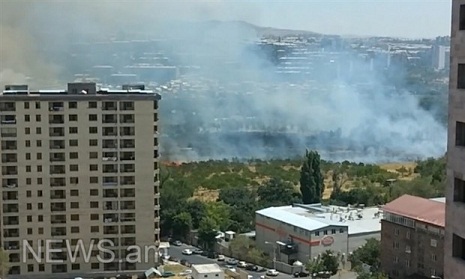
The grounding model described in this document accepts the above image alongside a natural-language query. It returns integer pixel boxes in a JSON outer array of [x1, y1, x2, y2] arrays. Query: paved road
[[166, 244, 357, 279], [167, 244, 288, 279]]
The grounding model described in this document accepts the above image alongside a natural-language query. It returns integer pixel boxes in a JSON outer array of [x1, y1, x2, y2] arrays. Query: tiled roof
[[383, 194, 445, 227]]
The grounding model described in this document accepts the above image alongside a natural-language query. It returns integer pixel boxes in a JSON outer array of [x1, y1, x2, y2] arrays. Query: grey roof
[[192, 264, 223, 274]]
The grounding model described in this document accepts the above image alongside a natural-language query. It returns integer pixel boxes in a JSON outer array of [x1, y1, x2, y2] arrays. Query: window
[[69, 114, 77, 121], [70, 165, 78, 171], [90, 164, 98, 171], [69, 139, 78, 147], [69, 127, 78, 134], [27, 228, 33, 235], [90, 189, 99, 196], [35, 102, 40, 109], [460, 4, 465, 30], [454, 177, 465, 203], [27, 216, 32, 222], [37, 153, 41, 160], [88, 102, 97, 109], [72, 264, 80, 270], [393, 241, 399, 249], [331, 229, 336, 234], [339, 228, 344, 233], [395, 228, 399, 235], [25, 127, 30, 134], [70, 177, 79, 184], [26, 178, 31, 184], [70, 190, 79, 197], [28, 265, 34, 272], [406, 231, 410, 239], [37, 165, 42, 172], [71, 214, 79, 221], [91, 214, 99, 220], [24, 102, 29, 109], [458, 64, 465, 89], [405, 259, 410, 268], [431, 239, 438, 247], [324, 230, 328, 235], [25, 140, 30, 147], [37, 190, 42, 197], [27, 203, 32, 210], [71, 226, 80, 233], [405, 245, 411, 253], [89, 114, 97, 121], [36, 127, 41, 134], [453, 234, 465, 260], [36, 115, 41, 122], [27, 191, 32, 197], [89, 127, 98, 134], [36, 140, 41, 147], [26, 153, 31, 160], [91, 263, 99, 269], [431, 254, 437, 261], [37, 178, 42, 184], [26, 165, 31, 172], [90, 202, 99, 208], [91, 226, 99, 233], [70, 152, 78, 159], [69, 102, 77, 109], [25, 115, 30, 122], [457, 122, 465, 147], [89, 140, 98, 147], [70, 202, 79, 209], [90, 177, 98, 184]]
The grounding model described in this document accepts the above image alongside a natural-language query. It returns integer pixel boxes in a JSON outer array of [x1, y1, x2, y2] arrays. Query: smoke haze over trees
[[0, 0, 448, 162]]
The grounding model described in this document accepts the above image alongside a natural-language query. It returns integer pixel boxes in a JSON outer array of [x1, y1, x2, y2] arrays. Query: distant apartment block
[[445, 1, 465, 278], [380, 195, 445, 279], [0, 83, 161, 278]]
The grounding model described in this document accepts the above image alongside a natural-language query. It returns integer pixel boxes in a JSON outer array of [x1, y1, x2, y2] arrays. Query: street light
[[264, 241, 276, 270]]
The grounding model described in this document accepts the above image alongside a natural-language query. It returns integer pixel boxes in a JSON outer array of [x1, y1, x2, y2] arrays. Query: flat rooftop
[[256, 203, 382, 235], [192, 264, 223, 274]]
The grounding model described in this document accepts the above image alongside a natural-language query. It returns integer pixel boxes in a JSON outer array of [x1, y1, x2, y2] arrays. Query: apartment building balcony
[[104, 201, 119, 211], [120, 213, 136, 222], [120, 139, 135, 149], [2, 192, 18, 201], [50, 152, 66, 162], [1, 140, 17, 150], [103, 189, 118, 198], [120, 152, 135, 161], [51, 227, 67, 236], [120, 189, 135, 198], [103, 127, 118, 136], [3, 216, 19, 226], [3, 229, 19, 238], [51, 202, 66, 212], [1, 153, 17, 164], [103, 151, 118, 161], [50, 140, 65, 149], [120, 114, 135, 123], [103, 164, 118, 173], [9, 253, 20, 263], [50, 165, 66, 175], [103, 213, 119, 223], [103, 225, 119, 235], [50, 190, 66, 199], [3, 241, 19, 251], [0, 115, 16, 124], [2, 204, 19, 214], [0, 127, 17, 137], [48, 102, 64, 112], [49, 127, 65, 137], [49, 115, 65, 124], [0, 102, 15, 111], [120, 201, 135, 210], [102, 176, 118, 186], [51, 264, 67, 273], [120, 102, 135, 111], [121, 237, 136, 246], [50, 177, 66, 187], [106, 238, 119, 246], [50, 241, 66, 249], [120, 127, 135, 137], [2, 166, 17, 175], [50, 252, 67, 261], [120, 176, 135, 185], [103, 139, 118, 149], [2, 178, 17, 189], [120, 164, 135, 173], [102, 114, 118, 124], [51, 215, 67, 224], [103, 101, 118, 111], [121, 225, 136, 234]]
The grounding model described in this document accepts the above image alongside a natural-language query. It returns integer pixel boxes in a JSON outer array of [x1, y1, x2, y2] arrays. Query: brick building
[[380, 195, 445, 279]]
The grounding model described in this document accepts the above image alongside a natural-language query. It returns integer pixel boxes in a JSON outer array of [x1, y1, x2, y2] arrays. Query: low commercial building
[[255, 203, 382, 265], [191, 264, 224, 279], [380, 195, 445, 279]]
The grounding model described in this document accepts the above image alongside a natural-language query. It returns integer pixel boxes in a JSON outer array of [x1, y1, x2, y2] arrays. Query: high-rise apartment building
[[0, 82, 161, 278], [445, 1, 465, 278], [380, 195, 445, 279]]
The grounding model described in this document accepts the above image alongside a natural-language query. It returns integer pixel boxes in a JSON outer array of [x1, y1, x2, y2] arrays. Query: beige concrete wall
[[446, 1, 465, 278]]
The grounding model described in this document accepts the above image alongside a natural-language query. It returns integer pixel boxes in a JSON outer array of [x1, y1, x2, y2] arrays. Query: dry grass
[[192, 187, 219, 202], [379, 162, 418, 181], [163, 264, 189, 274]]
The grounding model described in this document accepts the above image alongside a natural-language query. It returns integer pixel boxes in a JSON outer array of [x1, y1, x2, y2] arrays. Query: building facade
[[191, 264, 224, 279], [380, 195, 445, 279], [255, 204, 382, 268], [0, 83, 161, 278], [446, 1, 465, 278]]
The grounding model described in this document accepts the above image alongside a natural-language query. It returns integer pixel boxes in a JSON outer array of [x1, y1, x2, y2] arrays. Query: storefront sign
[[321, 236, 334, 246]]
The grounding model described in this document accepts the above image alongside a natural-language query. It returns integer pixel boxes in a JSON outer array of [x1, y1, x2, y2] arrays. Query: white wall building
[[255, 204, 382, 265], [191, 264, 224, 279]]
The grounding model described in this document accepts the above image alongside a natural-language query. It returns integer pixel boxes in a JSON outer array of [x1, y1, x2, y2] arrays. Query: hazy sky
[[194, 0, 452, 38]]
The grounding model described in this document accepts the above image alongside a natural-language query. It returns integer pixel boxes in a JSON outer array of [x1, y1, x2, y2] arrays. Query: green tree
[[186, 200, 207, 229], [0, 248, 8, 278], [246, 248, 269, 267], [229, 235, 251, 259], [300, 150, 324, 204], [171, 212, 193, 241], [349, 238, 381, 273], [307, 250, 339, 276], [218, 186, 256, 207], [257, 177, 302, 207], [205, 201, 231, 231], [198, 217, 219, 251], [160, 179, 194, 236]]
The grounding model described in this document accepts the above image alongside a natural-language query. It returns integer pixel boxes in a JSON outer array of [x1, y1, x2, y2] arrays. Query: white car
[[182, 249, 193, 255], [266, 269, 279, 276], [237, 261, 247, 268], [217, 254, 225, 261]]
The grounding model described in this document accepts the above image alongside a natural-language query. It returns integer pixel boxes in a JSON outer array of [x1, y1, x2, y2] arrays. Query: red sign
[[321, 236, 334, 246]]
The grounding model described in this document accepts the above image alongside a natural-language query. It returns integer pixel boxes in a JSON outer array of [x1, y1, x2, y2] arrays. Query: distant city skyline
[[200, 0, 452, 38]]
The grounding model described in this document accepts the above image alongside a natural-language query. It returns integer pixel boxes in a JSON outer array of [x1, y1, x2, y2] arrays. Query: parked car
[[162, 271, 176, 277], [193, 248, 203, 254], [182, 249, 193, 255], [237, 261, 247, 268], [168, 256, 179, 262], [256, 266, 266, 272], [225, 265, 236, 272], [217, 254, 225, 261], [226, 258, 238, 265], [266, 269, 279, 276], [172, 240, 182, 246], [245, 264, 257, 271], [293, 271, 310, 277]]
